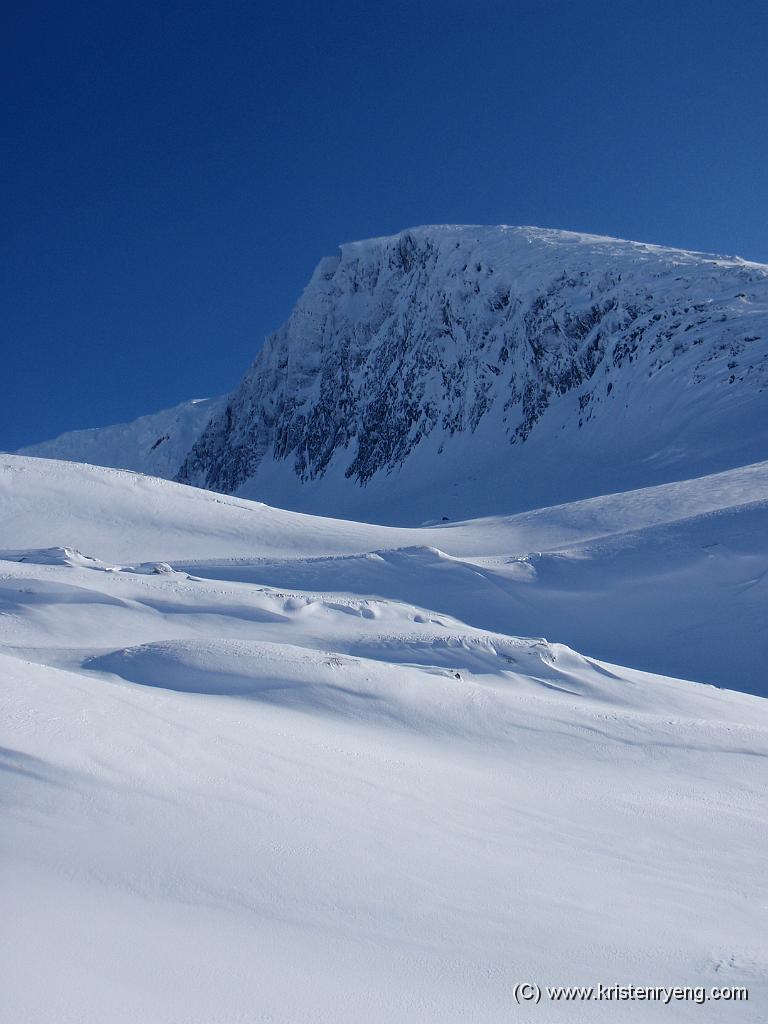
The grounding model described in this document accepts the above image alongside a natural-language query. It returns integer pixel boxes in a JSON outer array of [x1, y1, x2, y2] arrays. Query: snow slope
[[181, 501, 768, 696], [3, 453, 768, 692], [16, 395, 225, 479], [179, 225, 768, 522], [2, 453, 767, 1021]]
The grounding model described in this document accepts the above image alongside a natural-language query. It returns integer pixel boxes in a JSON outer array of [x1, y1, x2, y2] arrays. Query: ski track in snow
[[1, 453, 767, 1022]]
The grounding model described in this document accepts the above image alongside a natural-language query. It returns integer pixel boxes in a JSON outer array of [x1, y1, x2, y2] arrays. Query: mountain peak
[[177, 224, 768, 522]]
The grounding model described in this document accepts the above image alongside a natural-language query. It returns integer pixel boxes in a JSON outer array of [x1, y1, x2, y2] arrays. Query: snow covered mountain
[[17, 395, 225, 479], [178, 225, 768, 522], [2, 453, 767, 1022], [17, 226, 767, 524], [5, 226, 767, 1022]]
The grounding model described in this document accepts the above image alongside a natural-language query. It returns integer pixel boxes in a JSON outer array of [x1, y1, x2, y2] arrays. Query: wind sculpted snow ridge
[[178, 225, 768, 521], [3, 451, 768, 692]]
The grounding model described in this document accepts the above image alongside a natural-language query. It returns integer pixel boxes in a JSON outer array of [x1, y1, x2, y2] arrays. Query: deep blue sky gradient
[[3, 0, 768, 448]]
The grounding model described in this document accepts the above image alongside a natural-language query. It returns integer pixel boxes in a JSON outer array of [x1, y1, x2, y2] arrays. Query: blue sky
[[3, 0, 768, 449]]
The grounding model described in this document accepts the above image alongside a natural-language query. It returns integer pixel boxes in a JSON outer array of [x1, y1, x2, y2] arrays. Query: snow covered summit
[[177, 225, 768, 521]]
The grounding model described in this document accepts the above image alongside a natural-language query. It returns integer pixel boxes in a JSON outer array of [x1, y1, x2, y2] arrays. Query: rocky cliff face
[[177, 225, 768, 518]]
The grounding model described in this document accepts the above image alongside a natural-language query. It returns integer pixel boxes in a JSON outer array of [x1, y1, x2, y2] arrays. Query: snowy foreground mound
[[2, 455, 767, 1022]]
